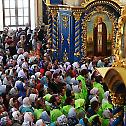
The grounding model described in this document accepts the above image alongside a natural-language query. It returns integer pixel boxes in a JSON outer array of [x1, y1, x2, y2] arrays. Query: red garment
[[40, 68, 45, 76]]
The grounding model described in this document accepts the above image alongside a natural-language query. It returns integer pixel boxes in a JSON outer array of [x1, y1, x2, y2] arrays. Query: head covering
[[23, 52, 29, 58], [9, 87, 18, 96], [36, 119, 45, 126], [0, 116, 12, 126], [22, 62, 28, 70], [90, 87, 99, 95], [40, 76, 48, 88], [43, 94, 52, 102], [50, 109, 63, 122], [18, 69, 26, 78], [66, 65, 72, 71], [102, 109, 111, 118], [72, 85, 81, 93], [22, 112, 33, 125], [35, 72, 41, 79], [29, 94, 38, 103], [40, 111, 51, 124], [68, 107, 76, 118], [102, 91, 110, 104], [17, 54, 25, 61], [70, 78, 79, 85], [17, 48, 24, 54], [12, 111, 21, 121], [9, 98, 15, 107], [30, 76, 35, 80], [65, 76, 72, 85], [104, 91, 109, 99], [18, 96, 23, 104], [64, 62, 70, 70], [90, 96, 98, 103], [13, 55, 18, 60], [72, 62, 79, 69], [57, 115, 68, 125], [75, 99, 85, 109], [81, 64, 87, 70], [23, 97, 31, 107]]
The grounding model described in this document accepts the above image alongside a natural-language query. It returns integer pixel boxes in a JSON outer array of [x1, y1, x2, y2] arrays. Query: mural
[[87, 13, 113, 56]]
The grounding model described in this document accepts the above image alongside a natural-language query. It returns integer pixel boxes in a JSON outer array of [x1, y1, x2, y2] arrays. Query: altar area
[[45, 0, 125, 62], [45, 1, 126, 125]]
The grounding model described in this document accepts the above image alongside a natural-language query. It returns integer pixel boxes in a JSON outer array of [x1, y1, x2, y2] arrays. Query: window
[[3, 0, 30, 29]]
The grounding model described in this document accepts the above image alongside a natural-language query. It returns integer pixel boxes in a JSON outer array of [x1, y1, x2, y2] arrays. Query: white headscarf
[[102, 109, 111, 118], [102, 91, 109, 104], [36, 119, 45, 126], [12, 111, 22, 121], [22, 112, 34, 126], [68, 107, 76, 118], [23, 97, 31, 107], [90, 96, 98, 103], [57, 115, 68, 125]]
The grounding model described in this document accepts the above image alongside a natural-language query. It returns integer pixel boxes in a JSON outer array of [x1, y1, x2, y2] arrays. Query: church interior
[[0, 0, 126, 126]]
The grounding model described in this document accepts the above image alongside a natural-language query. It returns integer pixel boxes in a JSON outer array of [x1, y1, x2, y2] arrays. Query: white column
[[0, 0, 3, 31]]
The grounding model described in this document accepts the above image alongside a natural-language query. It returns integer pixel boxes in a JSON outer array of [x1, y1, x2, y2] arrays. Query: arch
[[97, 67, 126, 105], [104, 67, 126, 91]]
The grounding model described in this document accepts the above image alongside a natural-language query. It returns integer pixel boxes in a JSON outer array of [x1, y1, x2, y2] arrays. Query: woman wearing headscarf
[[34, 98, 45, 121], [36, 119, 46, 126], [19, 97, 34, 114], [93, 75, 105, 102], [101, 109, 112, 126], [22, 112, 35, 126], [40, 111, 51, 125], [56, 114, 68, 126], [76, 67, 88, 101], [11, 110, 23, 124], [67, 107, 78, 126]]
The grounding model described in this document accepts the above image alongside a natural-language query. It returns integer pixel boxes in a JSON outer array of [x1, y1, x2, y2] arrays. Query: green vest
[[34, 109, 43, 120], [50, 109, 63, 122], [77, 75, 88, 100]]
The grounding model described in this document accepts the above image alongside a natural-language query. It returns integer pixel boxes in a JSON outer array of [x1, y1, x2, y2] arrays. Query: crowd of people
[[0, 25, 121, 126]]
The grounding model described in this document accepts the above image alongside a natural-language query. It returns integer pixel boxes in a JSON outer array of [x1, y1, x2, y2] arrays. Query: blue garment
[[19, 106, 34, 114], [40, 76, 48, 88], [110, 116, 123, 126], [16, 82, 26, 98], [50, 122, 56, 126], [79, 118, 85, 126]]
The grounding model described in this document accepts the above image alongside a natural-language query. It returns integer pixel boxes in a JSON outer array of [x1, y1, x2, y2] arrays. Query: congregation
[[0, 25, 121, 126]]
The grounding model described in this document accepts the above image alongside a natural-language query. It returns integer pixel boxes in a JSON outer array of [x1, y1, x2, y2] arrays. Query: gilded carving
[[61, 33, 64, 44], [73, 12, 82, 21], [63, 49, 68, 62], [113, 6, 126, 64], [61, 15, 69, 28], [74, 52, 80, 57], [81, 0, 122, 8], [67, 34, 70, 45], [51, 10, 58, 18]]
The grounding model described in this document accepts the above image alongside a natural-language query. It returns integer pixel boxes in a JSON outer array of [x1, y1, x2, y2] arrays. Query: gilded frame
[[81, 0, 121, 57]]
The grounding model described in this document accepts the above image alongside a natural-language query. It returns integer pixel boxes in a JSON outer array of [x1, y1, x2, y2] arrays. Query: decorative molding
[[61, 15, 69, 28], [67, 34, 70, 45], [113, 6, 126, 67], [63, 49, 68, 62], [81, 0, 122, 8], [73, 12, 82, 21]]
